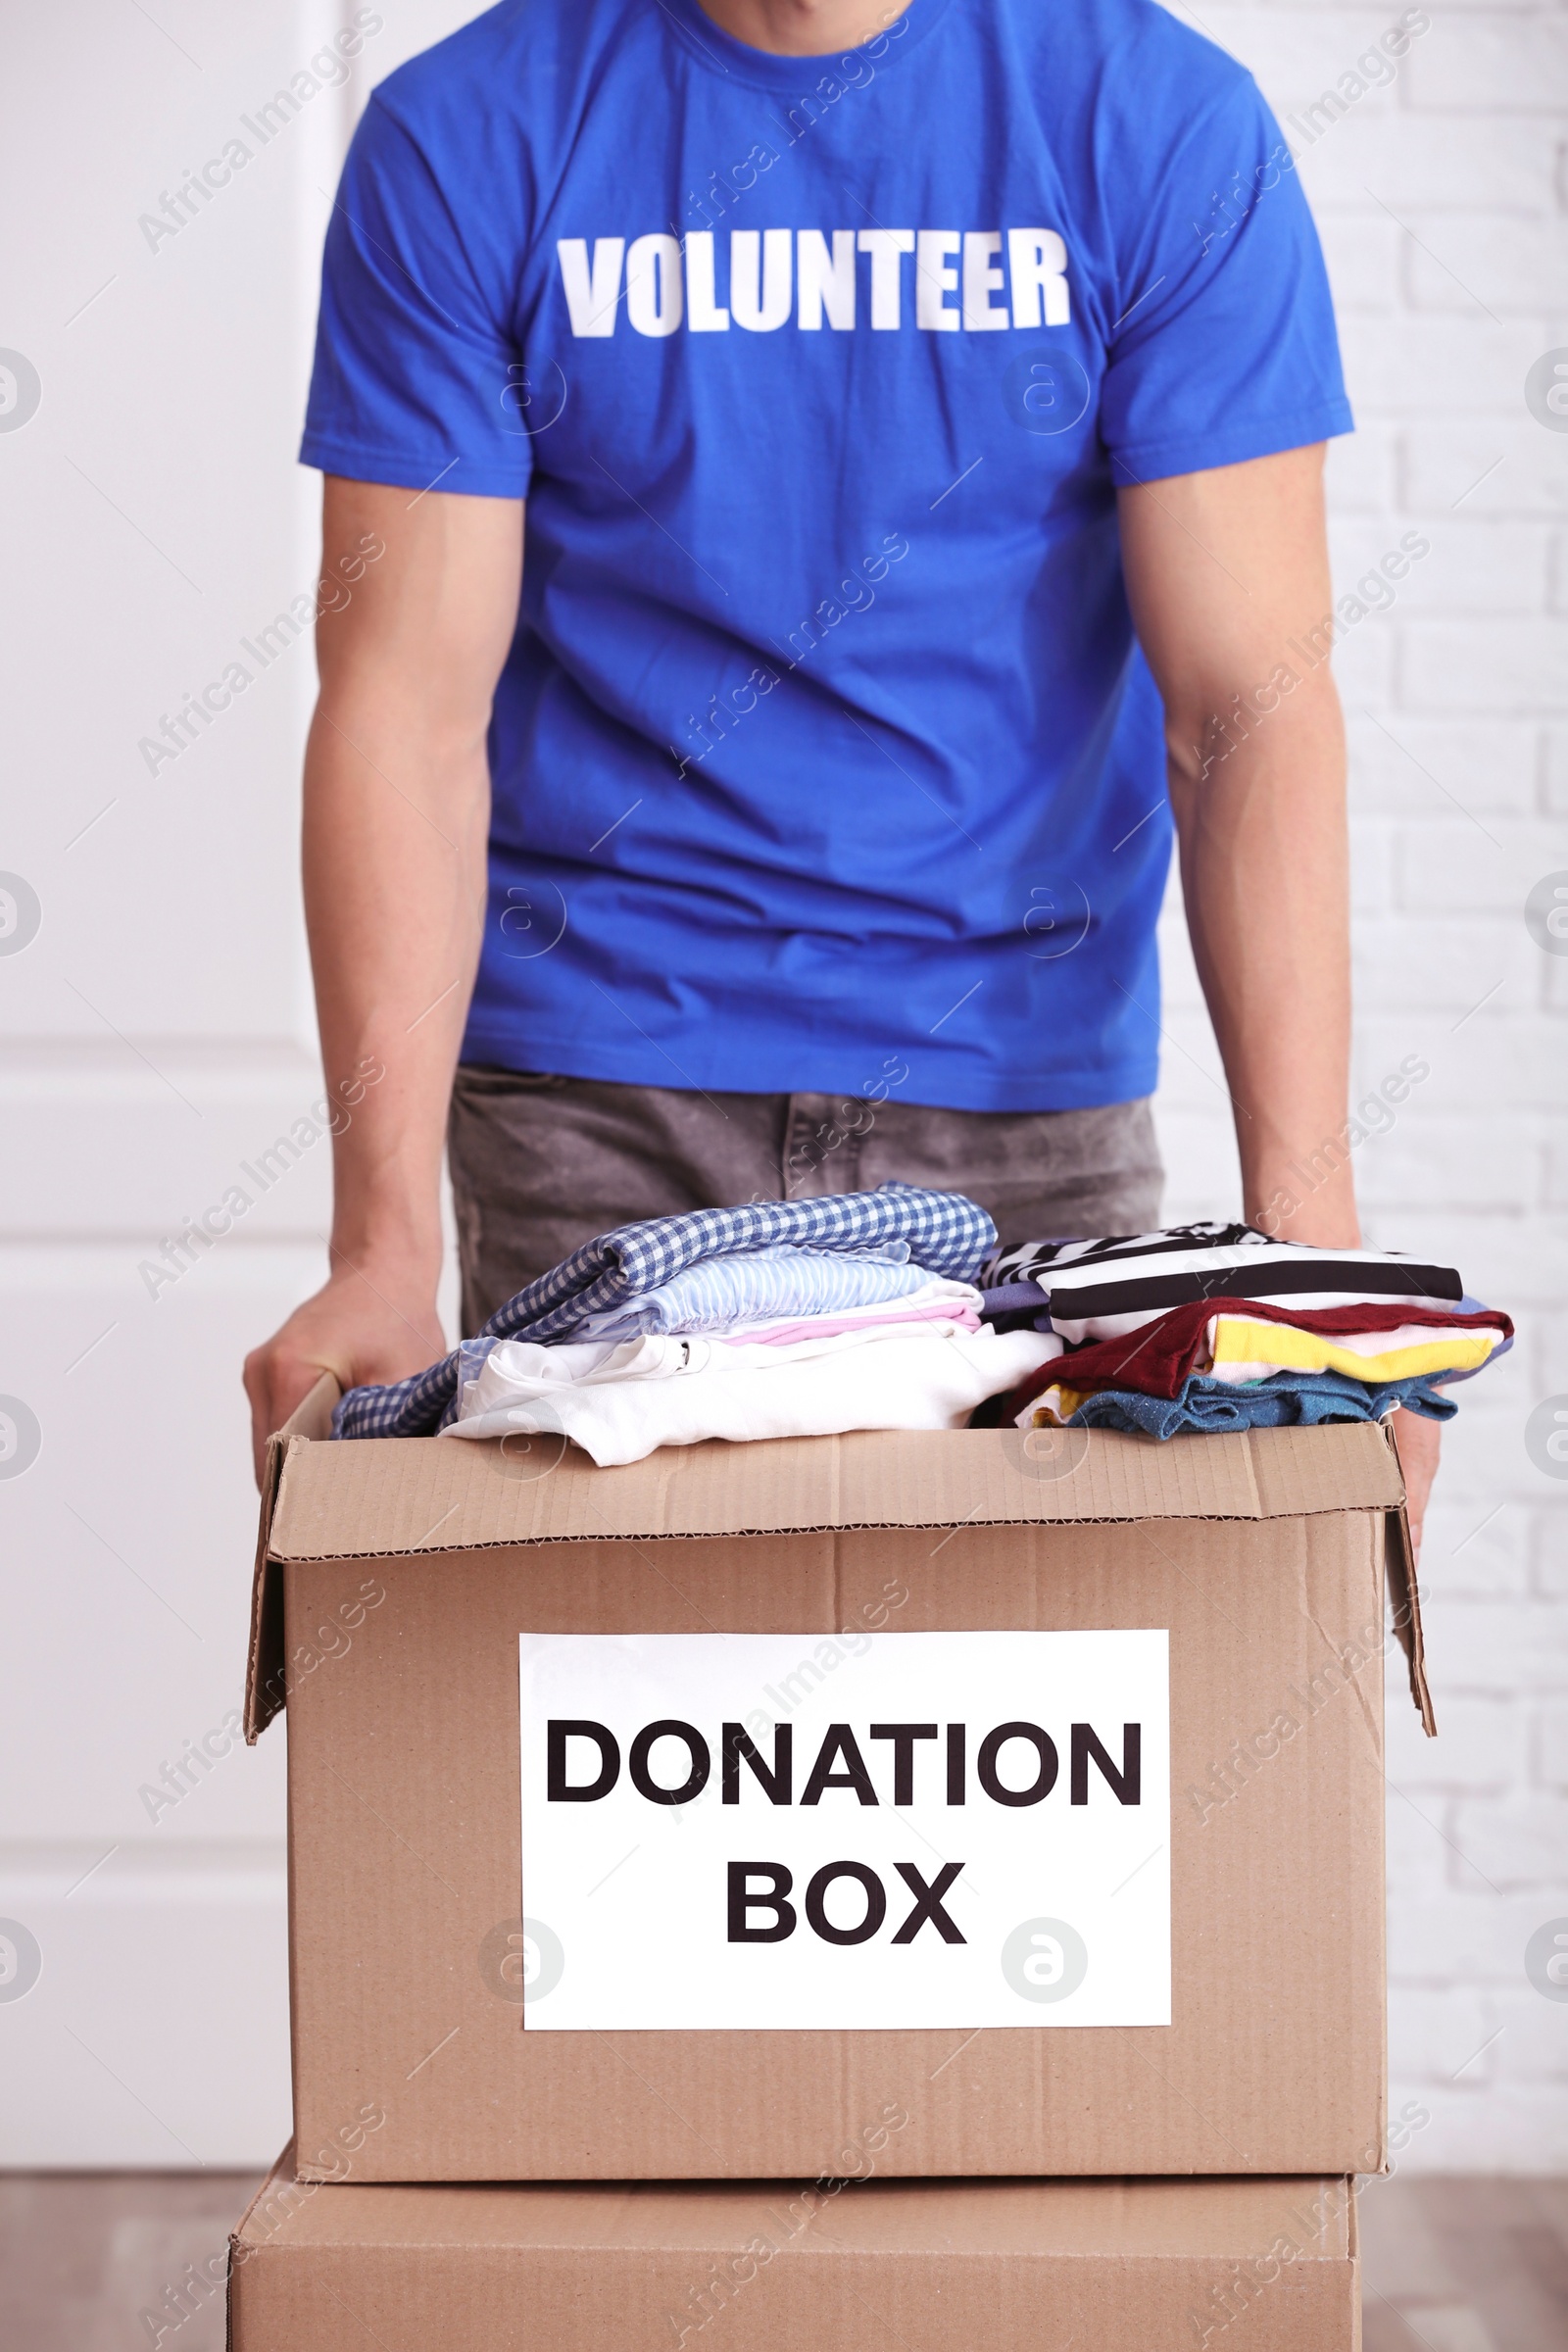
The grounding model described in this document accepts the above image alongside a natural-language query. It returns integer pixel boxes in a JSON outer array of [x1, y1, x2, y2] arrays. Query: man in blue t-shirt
[[244, 0, 1439, 1534]]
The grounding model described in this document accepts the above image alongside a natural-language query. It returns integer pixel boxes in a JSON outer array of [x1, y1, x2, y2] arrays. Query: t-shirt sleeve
[[1098, 76, 1352, 485], [300, 93, 532, 499]]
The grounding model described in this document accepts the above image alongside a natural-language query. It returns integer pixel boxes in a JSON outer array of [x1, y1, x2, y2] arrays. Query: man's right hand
[[243, 1262, 447, 1485], [241, 475, 523, 1484]]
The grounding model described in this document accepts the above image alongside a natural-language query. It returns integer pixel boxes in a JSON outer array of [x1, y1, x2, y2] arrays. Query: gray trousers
[[447, 1067, 1162, 1337]]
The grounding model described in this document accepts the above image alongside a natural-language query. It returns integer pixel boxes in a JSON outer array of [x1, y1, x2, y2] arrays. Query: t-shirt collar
[[656, 0, 956, 91]]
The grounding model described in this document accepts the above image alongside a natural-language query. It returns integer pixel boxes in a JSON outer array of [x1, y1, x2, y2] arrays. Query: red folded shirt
[[1000, 1297, 1514, 1420]]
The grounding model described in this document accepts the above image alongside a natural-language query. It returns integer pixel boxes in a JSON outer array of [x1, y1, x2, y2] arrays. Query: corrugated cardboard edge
[[244, 1376, 340, 1742], [232, 2142, 1359, 2254], [244, 1410, 1431, 1742], [1377, 1422, 1435, 1738], [227, 2143, 295, 2334], [232, 2147, 292, 2244]]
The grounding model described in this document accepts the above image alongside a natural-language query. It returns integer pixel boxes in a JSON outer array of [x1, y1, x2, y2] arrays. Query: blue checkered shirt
[[332, 1183, 997, 1440]]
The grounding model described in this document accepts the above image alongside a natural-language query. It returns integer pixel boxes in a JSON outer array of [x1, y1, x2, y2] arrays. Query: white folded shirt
[[445, 1317, 1058, 1469]]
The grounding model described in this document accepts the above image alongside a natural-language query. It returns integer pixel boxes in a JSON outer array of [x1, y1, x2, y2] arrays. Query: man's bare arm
[[1119, 445, 1357, 1243], [1119, 445, 1439, 1544], [242, 478, 523, 1478]]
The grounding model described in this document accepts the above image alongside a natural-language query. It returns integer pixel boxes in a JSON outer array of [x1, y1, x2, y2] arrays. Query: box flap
[[267, 1418, 1403, 1562], [1389, 1506, 1434, 1736], [243, 1374, 340, 1742], [244, 1419, 1411, 1742], [1377, 1422, 1435, 1736]]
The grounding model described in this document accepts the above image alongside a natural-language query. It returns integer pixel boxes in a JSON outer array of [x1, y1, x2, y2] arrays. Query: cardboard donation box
[[247, 1385, 1427, 2184], [228, 2154, 1362, 2352]]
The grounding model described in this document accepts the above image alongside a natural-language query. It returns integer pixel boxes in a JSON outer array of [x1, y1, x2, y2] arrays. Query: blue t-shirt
[[302, 0, 1350, 1111]]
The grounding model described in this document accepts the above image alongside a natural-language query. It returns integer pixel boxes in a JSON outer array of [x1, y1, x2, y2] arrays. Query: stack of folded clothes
[[332, 1185, 1058, 1466], [976, 1221, 1513, 1440]]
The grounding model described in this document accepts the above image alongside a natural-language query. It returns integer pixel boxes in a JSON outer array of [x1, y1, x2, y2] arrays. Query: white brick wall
[[1156, 0, 1568, 2173]]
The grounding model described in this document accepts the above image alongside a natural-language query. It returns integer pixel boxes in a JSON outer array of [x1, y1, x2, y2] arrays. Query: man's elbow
[[1161, 656, 1344, 818]]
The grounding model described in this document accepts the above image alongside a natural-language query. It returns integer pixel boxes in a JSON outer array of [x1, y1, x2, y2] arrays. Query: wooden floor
[[3, 2171, 1566, 2347], [1357, 2174, 1568, 2352], [2, 2170, 259, 2352]]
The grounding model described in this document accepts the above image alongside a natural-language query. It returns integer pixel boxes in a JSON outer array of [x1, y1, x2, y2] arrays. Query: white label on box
[[516, 1630, 1169, 2032]]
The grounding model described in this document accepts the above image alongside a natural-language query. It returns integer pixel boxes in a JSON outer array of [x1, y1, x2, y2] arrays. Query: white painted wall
[[0, 0, 472, 2173], [0, 0, 1562, 2174]]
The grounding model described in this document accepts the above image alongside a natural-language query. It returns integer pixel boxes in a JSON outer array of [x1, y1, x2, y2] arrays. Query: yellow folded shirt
[[1204, 1316, 1501, 1387]]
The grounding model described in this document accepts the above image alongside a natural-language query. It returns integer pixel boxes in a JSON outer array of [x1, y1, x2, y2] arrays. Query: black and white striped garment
[[982, 1221, 1464, 1346]]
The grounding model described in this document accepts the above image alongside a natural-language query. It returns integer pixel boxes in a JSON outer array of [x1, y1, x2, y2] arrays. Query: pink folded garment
[[722, 1297, 983, 1348]]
